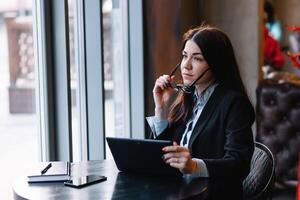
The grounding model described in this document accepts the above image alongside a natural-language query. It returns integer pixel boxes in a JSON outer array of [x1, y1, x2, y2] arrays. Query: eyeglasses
[[169, 63, 210, 94]]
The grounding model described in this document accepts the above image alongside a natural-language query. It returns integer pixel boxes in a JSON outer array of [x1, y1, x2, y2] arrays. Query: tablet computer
[[106, 137, 181, 176]]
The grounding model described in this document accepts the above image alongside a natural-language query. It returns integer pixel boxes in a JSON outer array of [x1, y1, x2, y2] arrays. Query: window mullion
[[51, 0, 73, 161], [128, 0, 145, 139], [84, 0, 106, 160], [33, 0, 55, 161], [72, 0, 89, 161]]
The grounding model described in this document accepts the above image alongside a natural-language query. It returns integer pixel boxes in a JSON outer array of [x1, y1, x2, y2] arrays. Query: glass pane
[[102, 0, 130, 159], [0, 1, 39, 199], [68, 0, 82, 161]]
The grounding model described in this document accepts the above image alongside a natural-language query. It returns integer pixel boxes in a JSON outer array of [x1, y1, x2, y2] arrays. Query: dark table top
[[13, 160, 209, 200]]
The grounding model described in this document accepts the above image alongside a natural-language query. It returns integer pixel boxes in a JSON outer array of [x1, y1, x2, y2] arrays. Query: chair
[[256, 79, 300, 185], [243, 142, 275, 200]]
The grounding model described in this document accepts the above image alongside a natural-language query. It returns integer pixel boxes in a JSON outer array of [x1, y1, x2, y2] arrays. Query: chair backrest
[[243, 142, 275, 200], [256, 80, 300, 183]]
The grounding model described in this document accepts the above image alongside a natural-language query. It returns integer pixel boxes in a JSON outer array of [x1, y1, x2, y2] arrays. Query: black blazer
[[157, 84, 255, 182]]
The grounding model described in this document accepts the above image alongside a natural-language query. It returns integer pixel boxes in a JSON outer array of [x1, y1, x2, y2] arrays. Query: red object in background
[[286, 25, 300, 70], [264, 28, 284, 69], [287, 52, 300, 69], [286, 25, 300, 34]]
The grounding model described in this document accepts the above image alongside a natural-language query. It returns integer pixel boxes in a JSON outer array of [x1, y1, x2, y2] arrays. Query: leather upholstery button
[[256, 80, 300, 183]]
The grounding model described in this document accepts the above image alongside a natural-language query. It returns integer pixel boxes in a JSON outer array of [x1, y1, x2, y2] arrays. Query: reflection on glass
[[68, 0, 78, 161], [68, 0, 84, 162], [103, 0, 130, 159], [0, 1, 38, 199]]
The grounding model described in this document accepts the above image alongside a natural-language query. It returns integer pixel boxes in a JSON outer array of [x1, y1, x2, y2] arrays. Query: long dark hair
[[168, 25, 248, 124], [264, 1, 275, 24]]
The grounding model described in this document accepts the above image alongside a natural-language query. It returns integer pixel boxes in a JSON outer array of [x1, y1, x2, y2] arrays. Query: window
[[102, 0, 130, 159], [0, 1, 39, 199], [76, 0, 145, 160], [0, 6, 145, 192], [68, 0, 88, 162]]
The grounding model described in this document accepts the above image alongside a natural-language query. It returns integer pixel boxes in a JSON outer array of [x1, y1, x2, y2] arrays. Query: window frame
[[128, 0, 145, 139], [34, 0, 73, 161], [34, 0, 145, 161]]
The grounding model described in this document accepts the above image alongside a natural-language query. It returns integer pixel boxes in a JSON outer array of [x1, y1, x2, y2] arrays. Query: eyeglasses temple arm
[[189, 68, 210, 87], [170, 62, 181, 76]]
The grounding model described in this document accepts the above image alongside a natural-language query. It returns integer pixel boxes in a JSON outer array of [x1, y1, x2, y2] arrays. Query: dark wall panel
[[143, 0, 200, 120]]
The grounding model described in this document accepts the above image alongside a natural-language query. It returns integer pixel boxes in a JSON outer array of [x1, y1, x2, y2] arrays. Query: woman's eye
[[194, 57, 204, 61], [182, 54, 187, 59]]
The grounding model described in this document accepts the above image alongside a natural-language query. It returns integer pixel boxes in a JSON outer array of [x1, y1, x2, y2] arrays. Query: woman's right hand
[[153, 75, 176, 119]]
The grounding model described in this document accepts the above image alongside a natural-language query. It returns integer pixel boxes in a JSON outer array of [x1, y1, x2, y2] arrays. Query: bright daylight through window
[[0, 1, 39, 199]]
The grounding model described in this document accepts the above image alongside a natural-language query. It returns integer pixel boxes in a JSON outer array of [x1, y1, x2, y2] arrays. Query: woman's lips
[[182, 73, 193, 79]]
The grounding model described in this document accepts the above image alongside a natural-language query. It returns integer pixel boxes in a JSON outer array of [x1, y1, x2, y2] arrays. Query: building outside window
[[0, 1, 38, 199]]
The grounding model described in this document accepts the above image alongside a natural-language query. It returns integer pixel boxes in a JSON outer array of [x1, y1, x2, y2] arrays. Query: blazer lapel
[[188, 85, 225, 150], [173, 124, 187, 144]]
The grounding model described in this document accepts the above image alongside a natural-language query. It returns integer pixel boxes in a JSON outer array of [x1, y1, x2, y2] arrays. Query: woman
[[147, 25, 255, 198]]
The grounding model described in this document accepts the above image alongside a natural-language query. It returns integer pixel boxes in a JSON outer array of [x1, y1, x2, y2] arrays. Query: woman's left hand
[[162, 141, 197, 174]]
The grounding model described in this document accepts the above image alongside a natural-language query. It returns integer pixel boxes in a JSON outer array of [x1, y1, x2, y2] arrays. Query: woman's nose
[[182, 58, 192, 70]]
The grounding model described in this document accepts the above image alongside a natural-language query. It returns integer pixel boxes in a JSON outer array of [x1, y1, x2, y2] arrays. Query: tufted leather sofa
[[256, 79, 300, 184]]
